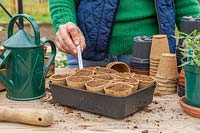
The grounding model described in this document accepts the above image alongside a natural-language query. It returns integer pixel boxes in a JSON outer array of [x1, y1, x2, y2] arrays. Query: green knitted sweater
[[49, 0, 200, 56]]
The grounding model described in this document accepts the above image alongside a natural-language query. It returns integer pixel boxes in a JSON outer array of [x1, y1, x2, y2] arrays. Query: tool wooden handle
[[0, 106, 53, 126]]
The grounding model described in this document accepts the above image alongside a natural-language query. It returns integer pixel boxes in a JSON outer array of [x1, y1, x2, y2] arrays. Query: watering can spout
[[0, 50, 15, 91]]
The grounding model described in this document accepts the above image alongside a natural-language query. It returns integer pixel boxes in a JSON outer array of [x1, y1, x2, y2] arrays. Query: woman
[[49, 0, 200, 68]]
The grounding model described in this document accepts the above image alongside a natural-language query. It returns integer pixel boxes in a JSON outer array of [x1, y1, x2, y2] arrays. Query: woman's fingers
[[55, 22, 86, 56], [67, 22, 80, 46]]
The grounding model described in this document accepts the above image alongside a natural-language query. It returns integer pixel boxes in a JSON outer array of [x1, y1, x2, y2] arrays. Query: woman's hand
[[55, 22, 86, 56]]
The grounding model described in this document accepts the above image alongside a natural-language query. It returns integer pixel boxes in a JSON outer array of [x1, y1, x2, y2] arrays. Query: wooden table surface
[[0, 68, 200, 133]]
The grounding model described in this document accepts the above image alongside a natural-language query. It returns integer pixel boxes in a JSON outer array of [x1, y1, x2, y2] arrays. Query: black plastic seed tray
[[49, 82, 155, 119]]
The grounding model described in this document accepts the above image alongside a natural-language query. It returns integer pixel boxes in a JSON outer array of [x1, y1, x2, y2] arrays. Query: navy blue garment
[[76, 0, 176, 60], [155, 0, 176, 53], [76, 0, 119, 60]]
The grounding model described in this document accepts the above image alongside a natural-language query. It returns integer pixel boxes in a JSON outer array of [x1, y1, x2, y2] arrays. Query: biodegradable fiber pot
[[95, 67, 118, 74], [133, 74, 155, 89], [150, 34, 170, 60], [90, 74, 114, 81], [85, 79, 111, 93], [156, 53, 178, 80], [73, 69, 94, 76], [104, 82, 133, 97], [184, 65, 200, 108], [106, 62, 130, 73], [112, 72, 134, 79], [114, 78, 139, 92], [50, 74, 70, 85], [45, 56, 55, 78], [66, 75, 93, 89]]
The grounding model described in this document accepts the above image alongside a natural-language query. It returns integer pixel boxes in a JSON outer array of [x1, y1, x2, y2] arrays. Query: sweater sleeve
[[49, 0, 76, 32], [175, 0, 200, 30]]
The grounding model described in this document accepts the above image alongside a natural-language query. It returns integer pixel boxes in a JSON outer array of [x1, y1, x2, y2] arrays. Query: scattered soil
[[105, 83, 131, 91]]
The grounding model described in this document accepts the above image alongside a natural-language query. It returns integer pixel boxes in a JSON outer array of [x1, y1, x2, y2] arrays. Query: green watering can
[[0, 14, 56, 101]]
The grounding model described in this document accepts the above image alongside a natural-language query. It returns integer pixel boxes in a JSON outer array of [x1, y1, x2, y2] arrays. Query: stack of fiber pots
[[130, 36, 152, 75], [176, 16, 200, 72], [178, 69, 185, 97], [155, 53, 178, 95], [150, 35, 170, 77]]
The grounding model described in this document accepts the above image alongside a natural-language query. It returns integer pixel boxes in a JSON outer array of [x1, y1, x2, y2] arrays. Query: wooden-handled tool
[[0, 106, 53, 126]]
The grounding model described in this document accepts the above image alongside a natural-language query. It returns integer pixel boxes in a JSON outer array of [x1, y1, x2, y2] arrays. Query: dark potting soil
[[68, 76, 92, 82], [106, 83, 130, 91], [87, 80, 109, 87]]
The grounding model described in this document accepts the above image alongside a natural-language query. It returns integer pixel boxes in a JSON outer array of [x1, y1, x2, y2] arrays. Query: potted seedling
[[178, 30, 200, 109]]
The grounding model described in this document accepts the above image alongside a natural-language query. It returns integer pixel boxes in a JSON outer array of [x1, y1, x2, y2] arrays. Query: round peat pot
[[184, 65, 200, 107]]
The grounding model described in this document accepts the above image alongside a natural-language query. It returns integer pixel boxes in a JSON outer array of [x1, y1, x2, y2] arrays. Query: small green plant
[[177, 30, 200, 67]]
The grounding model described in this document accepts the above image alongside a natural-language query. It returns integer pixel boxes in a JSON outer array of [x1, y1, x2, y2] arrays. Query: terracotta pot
[[85, 79, 111, 93], [114, 77, 139, 92], [106, 62, 130, 73], [133, 74, 155, 89], [150, 34, 170, 60], [50, 74, 70, 85], [180, 96, 200, 118], [104, 82, 133, 97], [178, 81, 185, 87], [73, 69, 94, 76], [180, 69, 185, 78], [178, 78, 185, 85], [95, 67, 118, 74], [156, 53, 178, 80], [66, 75, 93, 89], [0, 68, 6, 91], [45, 56, 55, 78], [90, 74, 114, 81]]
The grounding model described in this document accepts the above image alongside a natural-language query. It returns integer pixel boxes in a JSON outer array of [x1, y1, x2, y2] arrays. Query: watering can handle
[[7, 14, 40, 45], [43, 40, 56, 77]]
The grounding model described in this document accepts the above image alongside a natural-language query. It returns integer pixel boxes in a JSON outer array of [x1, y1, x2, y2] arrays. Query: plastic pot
[[184, 65, 200, 107]]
